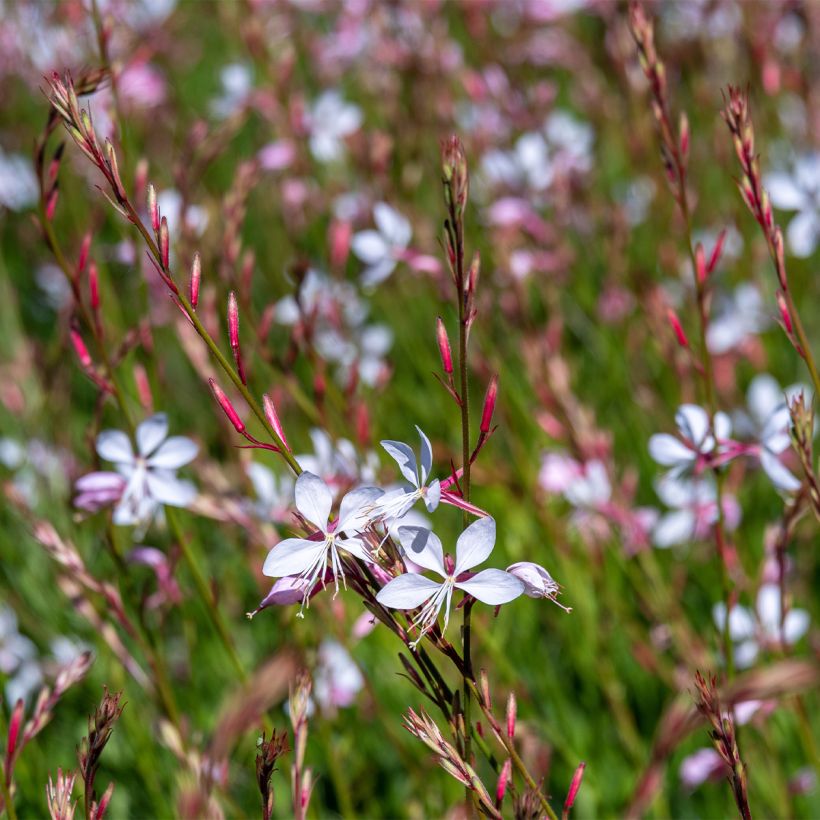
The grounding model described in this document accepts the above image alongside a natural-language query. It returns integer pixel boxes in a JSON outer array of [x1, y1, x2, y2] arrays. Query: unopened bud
[[506, 692, 516, 739], [694, 242, 706, 284], [467, 251, 480, 298], [773, 226, 787, 289], [436, 317, 453, 375], [6, 698, 24, 766], [707, 229, 726, 275], [209, 378, 245, 433], [480, 374, 498, 434], [495, 758, 512, 806], [70, 328, 92, 368], [666, 308, 688, 348], [159, 216, 169, 269], [564, 762, 586, 816], [46, 188, 59, 221], [679, 112, 689, 163], [77, 231, 92, 276], [263, 393, 290, 451], [89, 261, 100, 310], [227, 292, 246, 384], [190, 253, 201, 308], [777, 290, 793, 335], [148, 184, 159, 233], [441, 134, 469, 214]]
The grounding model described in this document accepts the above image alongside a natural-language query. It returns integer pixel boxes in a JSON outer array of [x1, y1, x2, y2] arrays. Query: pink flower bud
[[209, 378, 245, 433], [773, 227, 787, 289], [564, 762, 586, 816], [480, 374, 498, 434], [5, 698, 24, 774], [190, 252, 201, 308], [148, 184, 159, 233], [329, 219, 352, 268], [89, 260, 100, 310], [228, 291, 246, 384], [77, 231, 92, 276], [159, 216, 169, 269], [263, 393, 290, 451], [70, 328, 92, 368], [666, 308, 688, 348], [46, 188, 59, 221], [678, 112, 689, 162], [436, 317, 453, 375], [496, 758, 512, 805], [694, 242, 706, 284], [777, 290, 793, 334], [506, 692, 516, 739], [707, 229, 726, 275]]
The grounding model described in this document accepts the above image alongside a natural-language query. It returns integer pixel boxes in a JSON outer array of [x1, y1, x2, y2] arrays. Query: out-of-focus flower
[[209, 63, 252, 119], [75, 413, 198, 527], [351, 203, 412, 287], [0, 606, 43, 705], [0, 148, 38, 211], [262, 472, 382, 604], [376, 518, 524, 645], [713, 583, 810, 668], [679, 747, 725, 790], [296, 428, 378, 490], [307, 90, 362, 162], [706, 283, 770, 354], [765, 153, 820, 257], [370, 427, 441, 522], [246, 462, 294, 523], [649, 404, 732, 479], [118, 61, 167, 109], [156, 189, 208, 237], [652, 476, 740, 548], [314, 639, 363, 712], [127, 546, 182, 608]]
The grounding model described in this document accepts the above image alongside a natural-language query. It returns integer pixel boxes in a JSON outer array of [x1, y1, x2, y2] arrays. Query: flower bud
[[496, 758, 512, 806], [159, 216, 169, 269], [480, 374, 498, 434], [148, 184, 159, 233], [70, 328, 93, 368], [694, 242, 706, 284], [564, 762, 586, 816], [209, 378, 245, 434], [776, 290, 793, 335], [436, 317, 453, 376], [666, 308, 688, 348], [190, 253, 201, 308], [263, 393, 290, 451], [89, 261, 100, 310], [506, 692, 516, 739]]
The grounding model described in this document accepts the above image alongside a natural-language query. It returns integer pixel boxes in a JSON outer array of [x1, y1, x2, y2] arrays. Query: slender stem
[[0, 770, 17, 820]]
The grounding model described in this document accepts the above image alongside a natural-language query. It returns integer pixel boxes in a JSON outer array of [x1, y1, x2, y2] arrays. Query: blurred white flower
[[246, 461, 294, 522], [351, 203, 412, 287], [0, 149, 38, 211], [706, 284, 770, 354], [0, 606, 42, 705], [308, 90, 362, 162], [314, 639, 364, 711], [210, 63, 253, 119], [765, 153, 820, 257]]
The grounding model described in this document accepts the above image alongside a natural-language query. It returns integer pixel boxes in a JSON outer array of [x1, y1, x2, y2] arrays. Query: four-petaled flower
[[376, 518, 524, 646], [75, 413, 198, 528], [370, 426, 441, 523], [262, 472, 382, 607], [308, 90, 362, 163], [351, 203, 412, 287], [649, 404, 732, 479]]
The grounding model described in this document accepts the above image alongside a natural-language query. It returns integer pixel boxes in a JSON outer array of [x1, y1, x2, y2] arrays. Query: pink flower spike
[[496, 758, 512, 805], [263, 393, 290, 451], [666, 308, 688, 348], [5, 698, 24, 777], [159, 216, 169, 269], [480, 374, 498, 434], [506, 692, 516, 739], [70, 327, 93, 368], [89, 261, 100, 310], [190, 252, 201, 308], [777, 291, 793, 334], [436, 317, 453, 376], [564, 762, 586, 816], [148, 184, 159, 233], [209, 378, 245, 434]]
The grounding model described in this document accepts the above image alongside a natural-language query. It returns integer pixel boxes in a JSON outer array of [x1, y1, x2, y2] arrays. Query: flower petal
[[360, 259, 397, 287], [424, 478, 441, 512], [96, 430, 134, 464], [652, 510, 696, 548], [456, 569, 524, 605], [786, 209, 819, 258], [295, 471, 333, 530], [454, 516, 496, 575], [136, 413, 169, 456], [374, 202, 411, 248], [648, 434, 692, 466], [764, 172, 806, 210], [676, 404, 709, 447], [75, 471, 126, 492], [759, 449, 801, 492], [784, 609, 810, 644], [145, 472, 197, 507], [398, 527, 445, 576], [376, 573, 442, 609], [263, 538, 326, 578], [416, 426, 433, 485], [148, 436, 198, 469], [338, 485, 383, 533], [351, 230, 389, 264], [380, 439, 419, 486]]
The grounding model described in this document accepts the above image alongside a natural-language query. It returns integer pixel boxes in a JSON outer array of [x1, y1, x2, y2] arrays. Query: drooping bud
[[436, 317, 453, 376], [227, 291, 246, 384], [148, 184, 159, 233], [506, 692, 516, 739], [563, 762, 586, 817], [262, 393, 290, 451], [480, 374, 498, 434], [209, 378, 245, 434], [159, 216, 169, 269], [190, 252, 201, 308], [666, 308, 689, 348]]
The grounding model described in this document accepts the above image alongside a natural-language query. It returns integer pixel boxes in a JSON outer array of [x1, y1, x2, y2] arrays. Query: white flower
[[246, 462, 294, 522], [376, 518, 524, 646], [91, 413, 198, 527], [0, 149, 38, 212], [706, 284, 770, 354], [351, 203, 412, 287], [0, 606, 43, 705], [209, 63, 253, 119], [314, 639, 364, 712], [563, 460, 611, 509], [506, 561, 569, 610], [156, 189, 208, 237], [649, 404, 731, 479], [765, 153, 820, 257], [481, 132, 553, 192], [740, 374, 802, 492], [262, 472, 382, 605], [370, 427, 441, 523], [296, 428, 377, 490], [308, 90, 362, 163], [713, 584, 810, 669]]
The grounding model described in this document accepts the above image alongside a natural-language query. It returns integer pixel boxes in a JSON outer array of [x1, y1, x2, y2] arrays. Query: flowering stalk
[[78, 688, 123, 820]]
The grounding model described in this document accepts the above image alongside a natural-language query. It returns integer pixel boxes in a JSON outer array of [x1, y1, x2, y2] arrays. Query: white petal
[[424, 479, 441, 512], [148, 436, 198, 469], [96, 430, 134, 464], [416, 426, 433, 485], [455, 569, 524, 605], [145, 472, 196, 507], [761, 405, 791, 449], [648, 434, 692, 466], [295, 471, 333, 530], [652, 510, 696, 548], [454, 516, 496, 575], [351, 230, 389, 264], [714, 411, 732, 441], [713, 602, 756, 640], [75, 471, 125, 491], [339, 536, 372, 563], [263, 538, 326, 577], [764, 172, 807, 210], [759, 449, 801, 492], [399, 527, 445, 575], [247, 462, 277, 505], [676, 404, 709, 446], [783, 609, 810, 644], [376, 573, 442, 609], [756, 583, 781, 634], [747, 374, 783, 426], [360, 259, 397, 287], [380, 439, 419, 486], [734, 639, 759, 669], [374, 202, 411, 248], [136, 413, 169, 456], [337, 485, 383, 532], [786, 210, 819, 258]]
